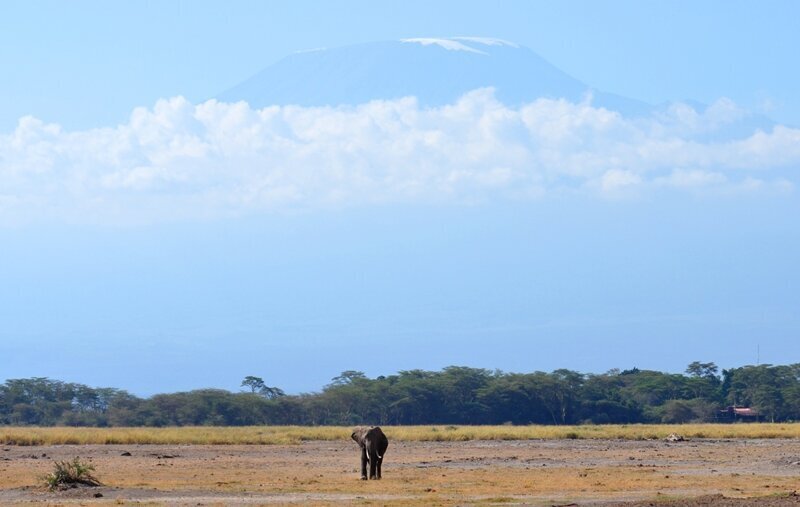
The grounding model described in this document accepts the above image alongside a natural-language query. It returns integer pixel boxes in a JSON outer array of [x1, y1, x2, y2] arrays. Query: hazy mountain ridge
[[217, 37, 781, 140], [218, 37, 652, 115]]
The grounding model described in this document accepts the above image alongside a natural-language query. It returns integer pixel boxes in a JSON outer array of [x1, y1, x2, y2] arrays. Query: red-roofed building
[[718, 406, 760, 422]]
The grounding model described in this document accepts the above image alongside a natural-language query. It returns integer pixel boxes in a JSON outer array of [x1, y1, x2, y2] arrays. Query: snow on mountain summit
[[400, 38, 490, 54], [401, 37, 520, 52], [452, 36, 520, 48]]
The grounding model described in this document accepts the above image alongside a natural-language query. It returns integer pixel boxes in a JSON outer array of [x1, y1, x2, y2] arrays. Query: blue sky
[[2, 0, 799, 129], [1, 1, 799, 395]]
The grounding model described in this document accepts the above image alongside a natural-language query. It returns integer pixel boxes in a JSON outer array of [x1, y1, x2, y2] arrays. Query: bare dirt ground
[[1, 438, 799, 505]]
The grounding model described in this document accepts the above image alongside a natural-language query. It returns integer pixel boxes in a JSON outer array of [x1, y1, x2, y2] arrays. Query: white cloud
[[0, 89, 797, 224], [600, 169, 642, 193], [654, 169, 728, 188]]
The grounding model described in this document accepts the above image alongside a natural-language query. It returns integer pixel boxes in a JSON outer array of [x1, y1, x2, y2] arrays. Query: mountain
[[217, 37, 651, 115], [217, 37, 777, 135]]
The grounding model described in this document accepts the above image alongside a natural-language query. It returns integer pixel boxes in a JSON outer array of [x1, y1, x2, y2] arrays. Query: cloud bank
[[1, 89, 797, 224]]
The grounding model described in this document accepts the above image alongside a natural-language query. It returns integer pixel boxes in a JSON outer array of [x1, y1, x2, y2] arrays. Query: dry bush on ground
[[40, 457, 101, 491]]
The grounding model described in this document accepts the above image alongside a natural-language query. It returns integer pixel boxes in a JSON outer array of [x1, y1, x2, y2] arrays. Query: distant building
[[718, 406, 759, 422]]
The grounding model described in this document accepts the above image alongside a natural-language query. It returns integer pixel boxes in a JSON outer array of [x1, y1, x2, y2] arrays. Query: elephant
[[351, 426, 389, 480]]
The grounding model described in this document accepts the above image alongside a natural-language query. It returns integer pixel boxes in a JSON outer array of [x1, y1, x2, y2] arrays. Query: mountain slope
[[217, 37, 650, 115]]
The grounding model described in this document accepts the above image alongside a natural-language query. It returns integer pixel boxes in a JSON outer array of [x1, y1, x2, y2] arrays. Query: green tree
[[260, 386, 286, 400], [241, 376, 266, 393], [686, 361, 719, 380], [329, 371, 367, 386], [661, 400, 695, 423]]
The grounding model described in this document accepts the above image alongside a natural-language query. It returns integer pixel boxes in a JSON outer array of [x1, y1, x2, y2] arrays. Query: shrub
[[41, 458, 101, 490]]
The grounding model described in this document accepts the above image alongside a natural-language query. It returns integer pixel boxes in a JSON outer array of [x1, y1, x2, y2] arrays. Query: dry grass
[[2, 439, 799, 505], [1, 423, 799, 446], [386, 423, 800, 441]]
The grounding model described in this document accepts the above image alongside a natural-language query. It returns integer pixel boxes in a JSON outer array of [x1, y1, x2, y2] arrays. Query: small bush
[[42, 458, 101, 490]]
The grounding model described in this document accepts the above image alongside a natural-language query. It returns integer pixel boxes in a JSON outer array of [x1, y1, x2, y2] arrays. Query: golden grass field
[[2, 423, 800, 446]]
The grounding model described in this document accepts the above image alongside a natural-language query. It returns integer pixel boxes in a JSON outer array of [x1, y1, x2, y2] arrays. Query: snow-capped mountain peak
[[400, 38, 489, 55], [217, 38, 649, 114]]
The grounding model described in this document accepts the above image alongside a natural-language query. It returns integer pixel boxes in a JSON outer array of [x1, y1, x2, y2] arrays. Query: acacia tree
[[328, 371, 367, 387], [241, 376, 266, 393], [260, 386, 286, 400], [686, 361, 719, 379], [684, 361, 721, 401], [241, 376, 286, 399]]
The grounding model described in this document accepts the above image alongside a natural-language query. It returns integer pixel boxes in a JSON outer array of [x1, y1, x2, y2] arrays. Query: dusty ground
[[1, 438, 799, 505]]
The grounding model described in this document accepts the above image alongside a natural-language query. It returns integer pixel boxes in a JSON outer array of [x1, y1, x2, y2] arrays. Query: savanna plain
[[1, 425, 799, 506]]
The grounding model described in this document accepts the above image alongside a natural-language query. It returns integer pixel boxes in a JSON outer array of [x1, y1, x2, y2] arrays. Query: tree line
[[1, 362, 799, 427]]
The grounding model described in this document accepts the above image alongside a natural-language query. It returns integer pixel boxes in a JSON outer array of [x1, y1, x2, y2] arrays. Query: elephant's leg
[[368, 451, 378, 479], [360, 447, 368, 480], [376, 456, 383, 479]]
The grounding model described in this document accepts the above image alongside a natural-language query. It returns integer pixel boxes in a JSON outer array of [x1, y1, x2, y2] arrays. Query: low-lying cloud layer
[[1, 89, 797, 224]]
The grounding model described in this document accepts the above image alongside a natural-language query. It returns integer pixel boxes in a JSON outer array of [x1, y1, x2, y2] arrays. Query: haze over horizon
[[1, 1, 798, 396]]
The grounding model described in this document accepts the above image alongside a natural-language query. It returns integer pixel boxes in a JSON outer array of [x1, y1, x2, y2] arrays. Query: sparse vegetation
[[2, 423, 800, 446], [41, 457, 101, 490], [0, 439, 795, 505]]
